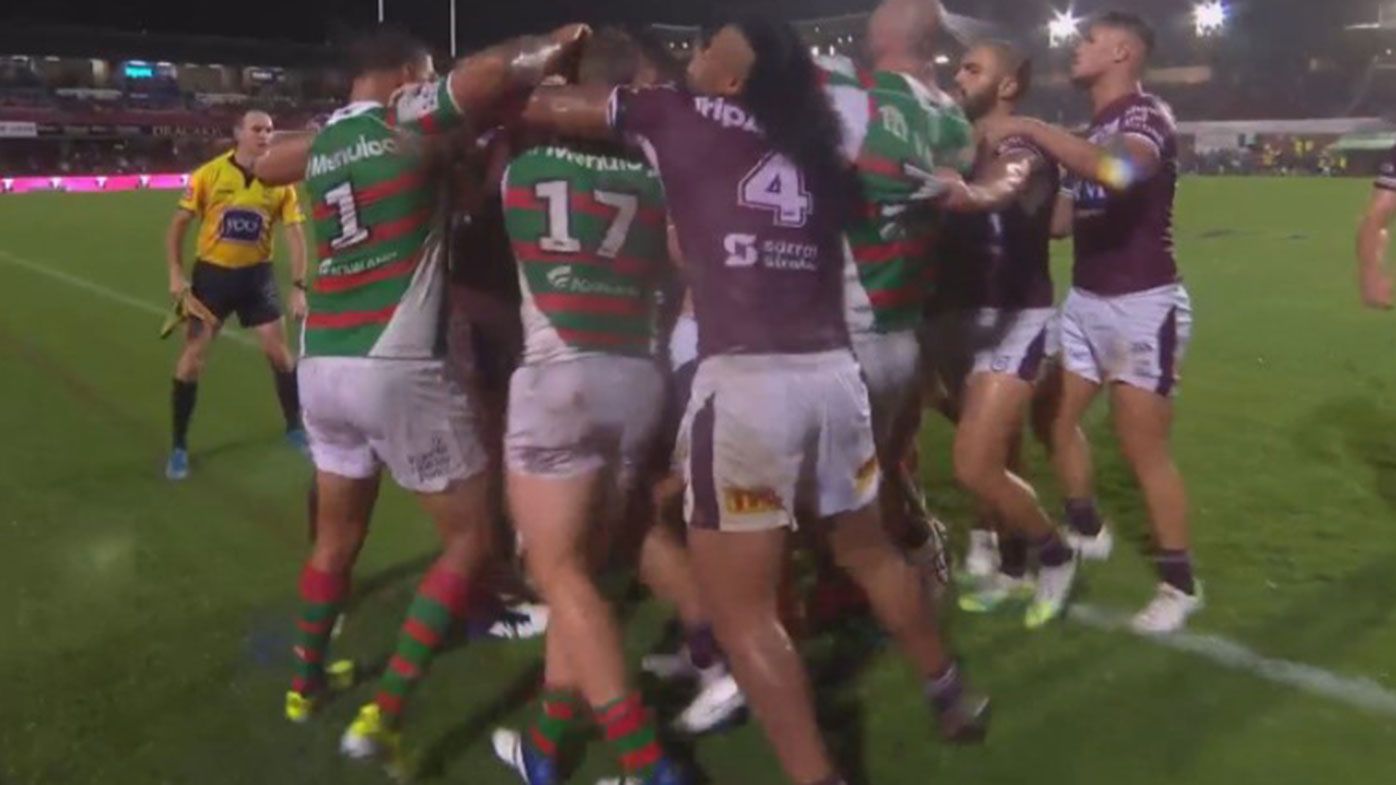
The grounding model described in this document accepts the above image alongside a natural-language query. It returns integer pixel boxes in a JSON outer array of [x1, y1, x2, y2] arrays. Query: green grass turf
[[2, 179, 1396, 784]]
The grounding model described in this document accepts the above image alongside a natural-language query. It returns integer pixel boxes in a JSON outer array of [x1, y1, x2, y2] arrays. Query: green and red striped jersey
[[302, 78, 465, 358], [502, 144, 667, 364], [821, 56, 974, 334]]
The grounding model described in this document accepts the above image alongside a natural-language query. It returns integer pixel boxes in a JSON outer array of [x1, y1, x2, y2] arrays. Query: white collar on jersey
[[326, 101, 383, 127]]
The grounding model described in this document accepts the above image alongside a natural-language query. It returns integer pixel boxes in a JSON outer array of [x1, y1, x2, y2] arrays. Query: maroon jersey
[[608, 85, 848, 358], [939, 135, 1058, 310], [1070, 92, 1179, 296], [1376, 143, 1396, 191]]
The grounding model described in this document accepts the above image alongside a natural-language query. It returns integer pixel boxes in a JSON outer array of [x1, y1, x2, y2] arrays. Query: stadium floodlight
[[1048, 9, 1081, 48], [1193, 1, 1227, 37], [934, 54, 951, 65]]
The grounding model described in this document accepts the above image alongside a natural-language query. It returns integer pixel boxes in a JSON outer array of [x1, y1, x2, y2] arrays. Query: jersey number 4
[[535, 180, 639, 259], [738, 153, 811, 228]]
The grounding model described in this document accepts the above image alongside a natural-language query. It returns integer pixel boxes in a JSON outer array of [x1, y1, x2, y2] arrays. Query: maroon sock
[[1035, 533, 1073, 568], [1064, 498, 1103, 537], [925, 662, 965, 713], [686, 625, 721, 670], [1154, 549, 1196, 595]]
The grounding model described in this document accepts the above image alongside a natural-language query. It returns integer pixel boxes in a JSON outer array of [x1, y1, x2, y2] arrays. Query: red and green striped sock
[[291, 564, 349, 696], [528, 687, 584, 759], [373, 564, 472, 722], [597, 693, 663, 779]]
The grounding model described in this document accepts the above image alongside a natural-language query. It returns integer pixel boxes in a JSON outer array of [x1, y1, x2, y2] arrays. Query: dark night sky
[[0, 0, 1383, 52]]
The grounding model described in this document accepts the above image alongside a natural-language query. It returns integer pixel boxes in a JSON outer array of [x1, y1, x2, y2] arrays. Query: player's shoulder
[[997, 133, 1048, 162], [389, 78, 454, 123], [1126, 92, 1177, 126]]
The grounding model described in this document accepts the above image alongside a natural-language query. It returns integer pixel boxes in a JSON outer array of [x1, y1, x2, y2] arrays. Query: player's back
[[303, 100, 444, 359], [611, 86, 849, 358], [502, 143, 667, 365]]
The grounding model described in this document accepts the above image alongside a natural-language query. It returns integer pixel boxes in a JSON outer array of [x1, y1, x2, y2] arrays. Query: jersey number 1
[[536, 181, 638, 259], [324, 182, 369, 251]]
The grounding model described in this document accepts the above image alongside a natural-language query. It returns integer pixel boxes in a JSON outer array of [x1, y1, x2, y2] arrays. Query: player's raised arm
[[993, 115, 1160, 194], [443, 24, 592, 124], [253, 131, 315, 186], [1357, 180, 1396, 310], [520, 84, 616, 141]]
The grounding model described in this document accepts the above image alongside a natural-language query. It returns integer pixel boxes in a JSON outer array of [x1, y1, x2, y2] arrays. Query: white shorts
[[924, 307, 1057, 393], [1059, 284, 1192, 396], [677, 350, 880, 533], [851, 330, 922, 449], [505, 355, 664, 487], [299, 357, 488, 493]]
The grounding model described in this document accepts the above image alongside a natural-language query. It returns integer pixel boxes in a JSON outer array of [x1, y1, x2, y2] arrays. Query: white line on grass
[[0, 248, 255, 347], [1071, 603, 1396, 717]]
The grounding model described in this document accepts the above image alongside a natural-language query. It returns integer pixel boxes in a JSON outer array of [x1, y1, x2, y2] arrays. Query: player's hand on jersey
[[1360, 265, 1394, 310], [930, 168, 974, 212]]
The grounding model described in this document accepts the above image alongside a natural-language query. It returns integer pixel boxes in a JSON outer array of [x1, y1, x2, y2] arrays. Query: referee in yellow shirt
[[163, 109, 309, 480]]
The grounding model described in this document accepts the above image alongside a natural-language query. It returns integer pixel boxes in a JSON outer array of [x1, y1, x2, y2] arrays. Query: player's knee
[[176, 350, 206, 379]]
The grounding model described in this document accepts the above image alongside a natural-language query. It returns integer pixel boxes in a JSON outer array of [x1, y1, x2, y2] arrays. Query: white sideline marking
[[1071, 604, 1396, 717], [0, 248, 255, 347]]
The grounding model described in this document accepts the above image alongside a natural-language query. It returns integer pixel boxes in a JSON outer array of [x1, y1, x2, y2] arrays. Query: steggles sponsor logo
[[723, 487, 783, 515], [308, 135, 401, 178]]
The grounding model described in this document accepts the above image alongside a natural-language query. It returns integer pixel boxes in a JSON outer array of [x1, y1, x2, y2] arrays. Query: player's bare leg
[[691, 503, 986, 784], [511, 470, 627, 705], [286, 471, 378, 722], [954, 374, 1051, 540], [1046, 370, 1112, 558], [954, 373, 1074, 625], [637, 494, 745, 734], [1110, 383, 1200, 632], [166, 320, 220, 479], [822, 503, 988, 740], [251, 318, 305, 451], [507, 469, 678, 783], [342, 472, 495, 770], [689, 526, 835, 783]]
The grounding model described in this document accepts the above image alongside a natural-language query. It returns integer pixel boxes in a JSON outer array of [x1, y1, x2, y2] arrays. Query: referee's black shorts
[[189, 260, 283, 332]]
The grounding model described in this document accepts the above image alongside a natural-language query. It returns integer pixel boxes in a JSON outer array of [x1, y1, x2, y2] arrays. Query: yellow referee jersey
[[179, 151, 305, 269]]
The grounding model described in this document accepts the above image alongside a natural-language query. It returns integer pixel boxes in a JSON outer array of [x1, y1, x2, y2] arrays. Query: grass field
[[3, 178, 1396, 785]]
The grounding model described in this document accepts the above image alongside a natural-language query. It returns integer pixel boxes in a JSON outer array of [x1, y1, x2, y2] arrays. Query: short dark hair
[[977, 39, 1033, 100], [629, 26, 685, 83], [577, 27, 646, 87], [1091, 10, 1155, 56], [344, 26, 431, 77]]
